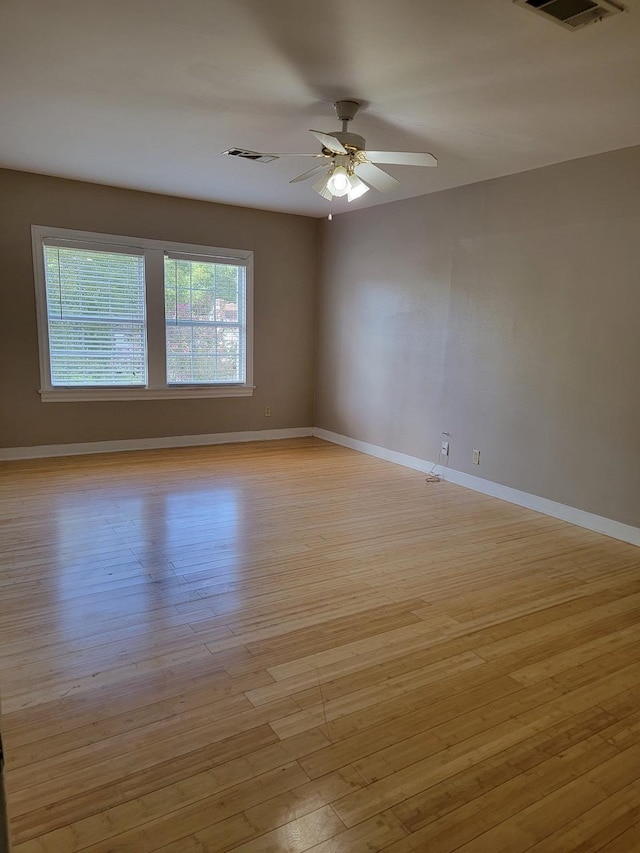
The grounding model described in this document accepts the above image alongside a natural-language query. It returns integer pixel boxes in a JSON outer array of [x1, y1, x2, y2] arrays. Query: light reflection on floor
[[52, 484, 240, 638]]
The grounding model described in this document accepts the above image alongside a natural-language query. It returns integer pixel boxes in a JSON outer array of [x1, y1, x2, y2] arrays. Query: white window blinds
[[164, 254, 246, 384], [43, 242, 147, 386]]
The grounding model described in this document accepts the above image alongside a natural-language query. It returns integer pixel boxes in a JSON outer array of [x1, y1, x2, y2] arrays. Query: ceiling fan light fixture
[[326, 165, 351, 197], [312, 175, 333, 200], [347, 174, 369, 202], [227, 100, 439, 206]]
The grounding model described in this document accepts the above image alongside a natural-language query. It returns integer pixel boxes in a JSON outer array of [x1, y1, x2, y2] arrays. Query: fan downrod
[[331, 100, 365, 151]]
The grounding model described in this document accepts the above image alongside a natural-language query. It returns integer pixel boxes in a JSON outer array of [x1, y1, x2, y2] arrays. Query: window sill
[[39, 385, 255, 402]]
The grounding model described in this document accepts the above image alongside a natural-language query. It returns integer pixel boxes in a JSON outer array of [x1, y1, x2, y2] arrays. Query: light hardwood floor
[[1, 437, 640, 852]]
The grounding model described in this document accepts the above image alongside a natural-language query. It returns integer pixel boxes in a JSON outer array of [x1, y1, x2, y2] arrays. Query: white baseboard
[[313, 427, 640, 548], [0, 427, 314, 461], [4, 424, 638, 548]]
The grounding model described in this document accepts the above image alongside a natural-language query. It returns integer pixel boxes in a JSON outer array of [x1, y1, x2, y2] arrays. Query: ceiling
[[1, 0, 640, 217]]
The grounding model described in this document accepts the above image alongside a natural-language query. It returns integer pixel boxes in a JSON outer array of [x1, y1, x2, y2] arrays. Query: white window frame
[[31, 225, 254, 402]]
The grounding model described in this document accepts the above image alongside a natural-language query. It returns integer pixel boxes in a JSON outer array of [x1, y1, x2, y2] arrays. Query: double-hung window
[[31, 226, 254, 401]]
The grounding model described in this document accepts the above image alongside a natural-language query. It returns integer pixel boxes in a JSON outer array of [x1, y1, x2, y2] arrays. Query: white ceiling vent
[[513, 0, 626, 30], [222, 148, 279, 163]]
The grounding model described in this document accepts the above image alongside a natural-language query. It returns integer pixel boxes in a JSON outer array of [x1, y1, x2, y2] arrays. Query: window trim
[[31, 225, 255, 402]]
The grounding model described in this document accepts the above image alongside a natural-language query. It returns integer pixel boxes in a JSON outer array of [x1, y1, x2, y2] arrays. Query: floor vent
[[222, 148, 278, 163], [513, 0, 626, 30]]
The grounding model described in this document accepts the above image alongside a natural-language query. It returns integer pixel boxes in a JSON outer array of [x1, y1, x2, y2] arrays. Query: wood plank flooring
[[1, 437, 639, 852]]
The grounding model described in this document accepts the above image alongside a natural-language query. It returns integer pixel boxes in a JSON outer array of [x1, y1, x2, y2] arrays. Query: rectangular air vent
[[513, 0, 626, 30], [222, 148, 278, 163]]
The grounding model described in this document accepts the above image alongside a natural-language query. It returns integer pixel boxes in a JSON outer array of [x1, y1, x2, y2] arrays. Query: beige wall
[[316, 146, 640, 527], [0, 169, 319, 447]]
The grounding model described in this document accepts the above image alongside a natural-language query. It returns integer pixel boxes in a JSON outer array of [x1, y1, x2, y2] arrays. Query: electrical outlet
[[264, 406, 271, 417], [440, 440, 449, 456], [472, 449, 480, 465]]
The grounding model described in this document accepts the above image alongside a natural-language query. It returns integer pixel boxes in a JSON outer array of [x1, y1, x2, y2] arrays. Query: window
[[44, 243, 147, 387], [32, 226, 253, 401], [164, 254, 246, 385]]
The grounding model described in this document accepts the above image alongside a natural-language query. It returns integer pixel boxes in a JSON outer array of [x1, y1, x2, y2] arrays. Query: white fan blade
[[264, 152, 327, 158], [309, 130, 347, 155], [365, 151, 437, 167], [289, 164, 329, 184], [356, 162, 400, 193]]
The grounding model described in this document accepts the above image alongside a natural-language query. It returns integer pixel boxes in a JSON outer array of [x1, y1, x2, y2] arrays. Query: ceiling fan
[[224, 100, 437, 203]]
